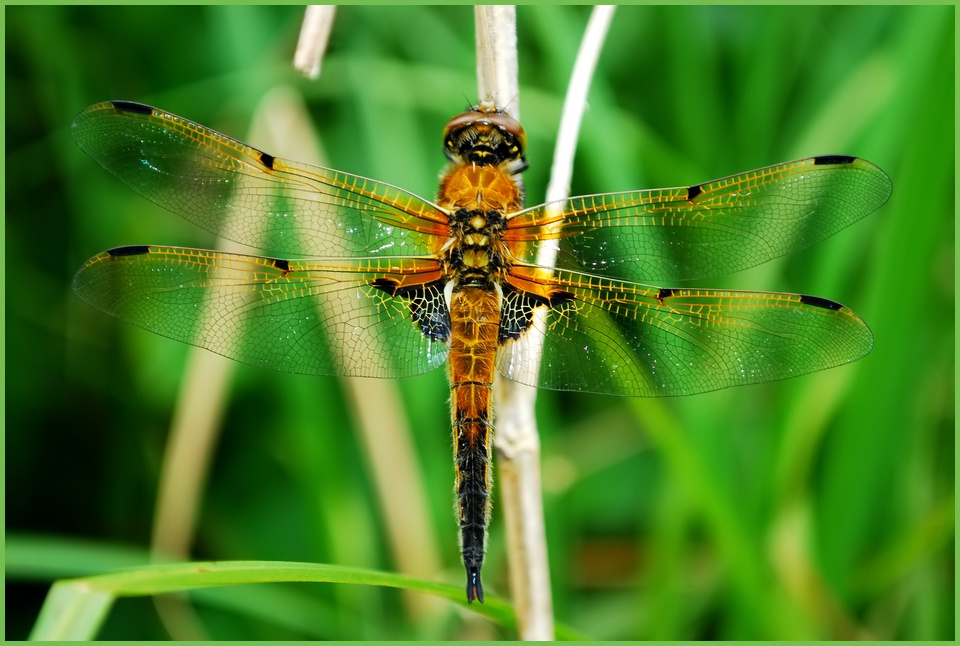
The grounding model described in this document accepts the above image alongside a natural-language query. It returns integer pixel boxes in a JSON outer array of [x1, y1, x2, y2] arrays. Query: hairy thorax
[[436, 163, 522, 289]]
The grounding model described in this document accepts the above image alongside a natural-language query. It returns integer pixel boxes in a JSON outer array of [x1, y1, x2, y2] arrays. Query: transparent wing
[[498, 267, 873, 397], [73, 245, 450, 378], [505, 156, 891, 282], [71, 101, 450, 258]]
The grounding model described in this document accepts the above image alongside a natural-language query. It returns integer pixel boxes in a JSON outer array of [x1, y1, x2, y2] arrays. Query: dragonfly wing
[[505, 156, 891, 282], [497, 267, 873, 397], [71, 101, 450, 258], [73, 246, 451, 378]]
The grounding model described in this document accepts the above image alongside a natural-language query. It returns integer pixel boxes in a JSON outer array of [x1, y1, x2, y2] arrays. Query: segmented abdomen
[[448, 286, 500, 603]]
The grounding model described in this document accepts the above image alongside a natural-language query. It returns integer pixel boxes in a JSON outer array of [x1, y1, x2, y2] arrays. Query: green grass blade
[[27, 559, 590, 640], [29, 581, 115, 641], [6, 533, 156, 580]]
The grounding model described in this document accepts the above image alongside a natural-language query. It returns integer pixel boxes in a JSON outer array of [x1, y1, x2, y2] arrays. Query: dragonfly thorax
[[444, 208, 509, 288], [436, 133, 525, 291]]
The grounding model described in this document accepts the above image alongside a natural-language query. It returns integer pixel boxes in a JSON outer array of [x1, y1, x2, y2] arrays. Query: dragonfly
[[72, 100, 891, 604]]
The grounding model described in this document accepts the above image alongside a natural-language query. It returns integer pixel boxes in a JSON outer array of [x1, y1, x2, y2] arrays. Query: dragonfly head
[[443, 106, 527, 172]]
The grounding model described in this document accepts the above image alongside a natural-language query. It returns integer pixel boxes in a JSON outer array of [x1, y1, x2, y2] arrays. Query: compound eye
[[441, 106, 527, 165], [483, 112, 526, 155], [443, 110, 482, 151]]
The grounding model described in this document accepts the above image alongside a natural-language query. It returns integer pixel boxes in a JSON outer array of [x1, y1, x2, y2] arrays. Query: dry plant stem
[[150, 16, 341, 635], [151, 352, 231, 561], [151, 86, 443, 632], [474, 5, 553, 640], [481, 5, 615, 640], [294, 6, 336, 79], [261, 88, 443, 622], [544, 6, 615, 206], [342, 377, 445, 623], [149, 98, 293, 640], [296, 11, 444, 616], [150, 348, 233, 640], [474, 6, 520, 116]]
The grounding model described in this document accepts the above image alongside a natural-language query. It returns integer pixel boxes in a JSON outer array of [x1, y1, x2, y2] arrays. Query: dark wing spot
[[407, 283, 451, 342], [111, 101, 153, 116], [259, 151, 276, 170], [500, 287, 545, 343], [107, 245, 151, 257], [373, 279, 450, 342], [686, 184, 703, 201], [548, 290, 575, 307], [657, 287, 675, 301], [272, 258, 290, 272], [500, 285, 575, 343], [799, 294, 843, 311], [813, 155, 856, 165], [370, 277, 401, 297]]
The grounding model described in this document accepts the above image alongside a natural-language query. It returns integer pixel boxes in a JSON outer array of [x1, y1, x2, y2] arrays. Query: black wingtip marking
[[466, 566, 484, 604], [107, 245, 150, 257], [813, 155, 856, 166], [686, 184, 703, 201], [259, 151, 276, 170], [800, 294, 843, 311], [110, 101, 153, 116], [658, 287, 676, 301], [272, 258, 290, 272]]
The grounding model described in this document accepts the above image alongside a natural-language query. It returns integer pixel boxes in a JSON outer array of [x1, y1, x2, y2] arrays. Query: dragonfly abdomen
[[448, 286, 501, 604]]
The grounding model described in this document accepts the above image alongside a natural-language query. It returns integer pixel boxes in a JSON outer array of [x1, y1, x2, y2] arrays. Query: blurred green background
[[5, 5, 953, 640]]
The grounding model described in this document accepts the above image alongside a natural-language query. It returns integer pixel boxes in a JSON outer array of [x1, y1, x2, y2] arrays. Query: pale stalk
[[148, 104, 271, 640], [474, 5, 553, 640], [149, 92, 318, 639], [152, 8, 435, 631], [294, 6, 336, 79], [150, 348, 231, 640], [295, 7, 443, 620], [250, 88, 444, 624], [150, 84, 444, 632], [479, 5, 616, 640], [475, 6, 521, 117]]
